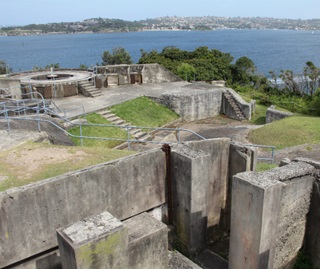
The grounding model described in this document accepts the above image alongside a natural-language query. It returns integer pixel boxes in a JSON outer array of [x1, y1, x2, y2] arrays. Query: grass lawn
[[249, 115, 320, 149], [0, 142, 134, 192], [68, 113, 129, 147], [110, 96, 179, 128]]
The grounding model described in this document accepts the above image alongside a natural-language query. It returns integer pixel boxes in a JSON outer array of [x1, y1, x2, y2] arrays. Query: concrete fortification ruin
[[1, 64, 319, 269]]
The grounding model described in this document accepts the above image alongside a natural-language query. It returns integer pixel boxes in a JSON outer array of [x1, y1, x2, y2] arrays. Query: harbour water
[[0, 30, 319, 75]]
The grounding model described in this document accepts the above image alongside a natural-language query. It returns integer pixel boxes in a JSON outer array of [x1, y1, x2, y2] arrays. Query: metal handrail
[[245, 144, 275, 163]]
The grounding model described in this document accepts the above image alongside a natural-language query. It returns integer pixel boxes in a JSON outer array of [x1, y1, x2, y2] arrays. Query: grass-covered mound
[[249, 115, 320, 149], [0, 142, 134, 192], [110, 96, 179, 127]]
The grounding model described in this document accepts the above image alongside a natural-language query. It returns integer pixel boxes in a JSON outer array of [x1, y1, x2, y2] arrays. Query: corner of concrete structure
[[229, 171, 283, 269]]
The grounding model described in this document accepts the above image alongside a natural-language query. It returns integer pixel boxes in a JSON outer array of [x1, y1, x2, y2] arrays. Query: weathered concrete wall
[[186, 138, 230, 242], [171, 144, 211, 255], [306, 178, 320, 269], [266, 106, 293, 123], [0, 149, 166, 268], [229, 162, 316, 269], [160, 82, 223, 121], [0, 78, 22, 99], [142, 64, 182, 83], [274, 163, 315, 269]]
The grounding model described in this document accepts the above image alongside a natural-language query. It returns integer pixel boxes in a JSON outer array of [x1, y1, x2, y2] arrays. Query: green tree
[[0, 60, 11, 74], [45, 63, 60, 69], [102, 47, 132, 65], [303, 61, 320, 95], [177, 63, 196, 81], [231, 56, 256, 85]]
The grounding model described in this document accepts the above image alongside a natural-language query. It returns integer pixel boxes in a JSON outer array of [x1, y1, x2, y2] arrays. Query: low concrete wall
[[0, 149, 166, 268], [142, 64, 182, 83], [266, 106, 293, 123], [160, 82, 223, 121]]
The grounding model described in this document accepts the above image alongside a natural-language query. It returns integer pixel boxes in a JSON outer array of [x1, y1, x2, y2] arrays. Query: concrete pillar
[[57, 211, 128, 269], [171, 144, 211, 255], [186, 138, 230, 241], [229, 172, 283, 269]]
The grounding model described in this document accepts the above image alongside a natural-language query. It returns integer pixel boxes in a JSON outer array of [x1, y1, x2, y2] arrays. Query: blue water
[[0, 30, 319, 75]]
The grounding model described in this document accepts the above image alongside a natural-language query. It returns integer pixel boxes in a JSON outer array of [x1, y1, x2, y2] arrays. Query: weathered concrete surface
[[171, 144, 211, 255], [168, 251, 202, 269], [57, 211, 128, 269], [142, 64, 182, 83], [186, 138, 230, 241], [274, 162, 316, 269], [160, 82, 223, 121], [229, 171, 283, 269], [124, 212, 169, 269], [229, 162, 316, 269], [306, 179, 320, 269], [0, 149, 166, 268], [266, 106, 293, 124]]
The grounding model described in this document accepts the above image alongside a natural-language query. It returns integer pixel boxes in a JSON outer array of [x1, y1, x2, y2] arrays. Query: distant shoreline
[[0, 28, 318, 37]]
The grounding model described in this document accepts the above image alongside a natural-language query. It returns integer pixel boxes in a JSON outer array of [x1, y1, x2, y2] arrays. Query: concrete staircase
[[79, 80, 102, 98], [223, 90, 246, 121], [97, 110, 152, 141]]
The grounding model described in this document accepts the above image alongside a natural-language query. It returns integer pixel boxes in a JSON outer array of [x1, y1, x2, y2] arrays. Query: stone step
[[106, 116, 122, 122], [112, 119, 125, 125], [129, 129, 140, 135], [134, 131, 149, 139]]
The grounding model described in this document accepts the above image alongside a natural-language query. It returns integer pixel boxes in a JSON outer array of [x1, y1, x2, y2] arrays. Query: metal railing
[[0, 98, 275, 159], [245, 144, 276, 163]]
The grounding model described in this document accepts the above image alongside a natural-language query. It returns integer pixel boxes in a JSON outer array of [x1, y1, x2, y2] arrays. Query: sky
[[1, 0, 319, 26]]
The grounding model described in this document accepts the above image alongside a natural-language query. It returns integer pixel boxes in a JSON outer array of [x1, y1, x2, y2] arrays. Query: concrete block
[[124, 212, 169, 269], [57, 211, 128, 269], [229, 171, 283, 269], [171, 144, 211, 255]]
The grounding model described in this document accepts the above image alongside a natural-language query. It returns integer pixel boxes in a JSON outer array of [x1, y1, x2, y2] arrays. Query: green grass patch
[[256, 162, 278, 172], [68, 113, 128, 147], [249, 115, 320, 149], [110, 96, 179, 128], [0, 142, 134, 192], [250, 103, 268, 125]]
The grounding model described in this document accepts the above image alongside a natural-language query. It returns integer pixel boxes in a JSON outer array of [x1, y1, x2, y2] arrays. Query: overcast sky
[[1, 0, 319, 26]]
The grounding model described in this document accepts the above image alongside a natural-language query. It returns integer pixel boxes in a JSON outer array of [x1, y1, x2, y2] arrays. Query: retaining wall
[[0, 78, 21, 99], [266, 106, 293, 123]]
